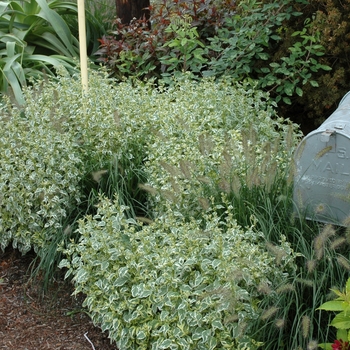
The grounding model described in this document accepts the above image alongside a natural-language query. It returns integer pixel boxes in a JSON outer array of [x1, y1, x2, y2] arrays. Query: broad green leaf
[[47, 0, 78, 12], [64, 269, 72, 279], [4, 39, 16, 56], [11, 60, 25, 86], [336, 328, 348, 340], [177, 338, 189, 347], [131, 284, 152, 298], [114, 276, 128, 287], [212, 320, 224, 330], [74, 268, 88, 283], [284, 84, 294, 96], [207, 336, 217, 350], [296, 86, 303, 97], [101, 260, 109, 270], [318, 301, 346, 311], [319, 64, 331, 71], [181, 38, 188, 46], [270, 34, 281, 40], [136, 330, 146, 340], [282, 96, 291, 104], [8, 1, 24, 12], [159, 339, 173, 349], [331, 312, 350, 329], [192, 327, 206, 340], [24, 0, 39, 15], [2, 30, 27, 44]]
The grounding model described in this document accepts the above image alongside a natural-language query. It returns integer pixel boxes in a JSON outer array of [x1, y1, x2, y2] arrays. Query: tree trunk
[[115, 0, 150, 25]]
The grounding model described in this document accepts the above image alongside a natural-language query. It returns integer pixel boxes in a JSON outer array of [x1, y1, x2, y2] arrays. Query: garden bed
[[0, 247, 117, 350]]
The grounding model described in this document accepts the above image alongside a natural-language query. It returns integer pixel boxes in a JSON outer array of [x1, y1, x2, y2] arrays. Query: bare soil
[[0, 247, 118, 350]]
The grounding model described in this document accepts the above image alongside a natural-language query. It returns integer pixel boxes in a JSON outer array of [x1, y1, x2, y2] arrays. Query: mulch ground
[[0, 247, 118, 350]]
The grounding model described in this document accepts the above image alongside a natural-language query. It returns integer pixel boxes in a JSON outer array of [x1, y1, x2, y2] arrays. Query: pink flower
[[332, 339, 350, 350]]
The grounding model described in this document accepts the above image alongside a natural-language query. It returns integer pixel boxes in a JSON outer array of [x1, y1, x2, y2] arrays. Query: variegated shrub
[[0, 69, 122, 253], [113, 75, 301, 219], [60, 196, 297, 349], [1, 70, 303, 348]]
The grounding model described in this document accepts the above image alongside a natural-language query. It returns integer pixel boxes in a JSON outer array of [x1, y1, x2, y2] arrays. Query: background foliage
[[96, 0, 350, 130], [2, 0, 349, 128], [273, 0, 350, 129], [0, 0, 105, 105], [96, 0, 329, 105]]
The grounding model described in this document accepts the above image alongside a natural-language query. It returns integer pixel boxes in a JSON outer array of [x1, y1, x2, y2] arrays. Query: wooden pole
[[77, 0, 88, 92]]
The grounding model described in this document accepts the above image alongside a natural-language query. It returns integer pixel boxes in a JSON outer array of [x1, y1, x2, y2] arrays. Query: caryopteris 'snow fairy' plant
[[0, 67, 140, 265], [60, 195, 297, 349], [139, 75, 301, 220], [0, 97, 83, 254]]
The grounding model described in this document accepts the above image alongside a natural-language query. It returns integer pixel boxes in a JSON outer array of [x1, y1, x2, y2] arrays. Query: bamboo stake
[[77, 0, 88, 91]]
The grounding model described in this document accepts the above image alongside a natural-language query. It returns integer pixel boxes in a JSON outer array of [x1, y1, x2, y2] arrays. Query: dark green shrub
[[263, 0, 350, 129], [205, 0, 331, 104]]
